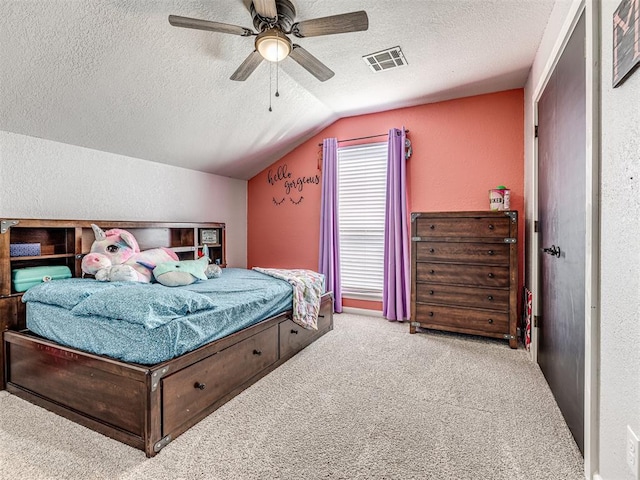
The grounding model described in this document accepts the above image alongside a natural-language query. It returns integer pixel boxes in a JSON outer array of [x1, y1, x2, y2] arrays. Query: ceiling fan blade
[[252, 0, 278, 20], [230, 50, 264, 81], [291, 11, 368, 38], [168, 15, 253, 36], [289, 45, 334, 82]]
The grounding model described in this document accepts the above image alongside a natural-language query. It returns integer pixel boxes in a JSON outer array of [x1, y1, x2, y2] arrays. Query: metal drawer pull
[[253, 349, 262, 356], [429, 290, 434, 295], [428, 311, 434, 317], [488, 250, 494, 255], [429, 248, 435, 253], [488, 273, 494, 278], [429, 225, 435, 230], [487, 295, 494, 301], [291, 329, 299, 334], [488, 224, 494, 230], [488, 318, 494, 324], [194, 382, 206, 390], [429, 269, 435, 274]]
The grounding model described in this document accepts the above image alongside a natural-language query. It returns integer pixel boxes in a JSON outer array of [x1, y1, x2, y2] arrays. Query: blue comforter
[[22, 268, 296, 364]]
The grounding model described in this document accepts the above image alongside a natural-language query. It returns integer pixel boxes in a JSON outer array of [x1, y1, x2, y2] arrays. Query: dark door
[[537, 13, 586, 454]]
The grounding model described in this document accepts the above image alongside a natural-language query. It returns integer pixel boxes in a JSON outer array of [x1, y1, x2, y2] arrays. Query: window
[[337, 142, 387, 299]]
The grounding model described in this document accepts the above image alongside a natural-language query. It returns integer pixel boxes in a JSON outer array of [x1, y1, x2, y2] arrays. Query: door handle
[[542, 244, 561, 258]]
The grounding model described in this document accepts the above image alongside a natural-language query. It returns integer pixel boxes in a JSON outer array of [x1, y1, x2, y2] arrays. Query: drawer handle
[[488, 224, 494, 230], [429, 269, 435, 274], [488, 273, 494, 278], [429, 224, 435, 230], [318, 314, 325, 318], [291, 329, 299, 334], [488, 318, 494, 324], [488, 250, 495, 255], [429, 290, 434, 295], [487, 295, 494, 301], [194, 382, 206, 390], [253, 349, 262, 356], [429, 248, 435, 253], [428, 311, 434, 317]]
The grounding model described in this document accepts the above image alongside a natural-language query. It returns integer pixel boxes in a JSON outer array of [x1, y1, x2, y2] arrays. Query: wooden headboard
[[0, 218, 225, 386]]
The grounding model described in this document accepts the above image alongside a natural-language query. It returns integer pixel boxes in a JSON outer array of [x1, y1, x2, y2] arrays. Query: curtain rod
[[317, 129, 410, 147]]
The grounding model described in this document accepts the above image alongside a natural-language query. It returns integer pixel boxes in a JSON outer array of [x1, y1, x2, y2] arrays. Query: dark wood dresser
[[410, 211, 518, 348]]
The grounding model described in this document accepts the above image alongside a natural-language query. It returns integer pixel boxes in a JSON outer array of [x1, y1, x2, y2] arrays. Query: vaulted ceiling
[[0, 0, 556, 180]]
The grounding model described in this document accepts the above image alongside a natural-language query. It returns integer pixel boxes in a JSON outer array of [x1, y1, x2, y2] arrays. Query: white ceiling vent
[[363, 46, 407, 72]]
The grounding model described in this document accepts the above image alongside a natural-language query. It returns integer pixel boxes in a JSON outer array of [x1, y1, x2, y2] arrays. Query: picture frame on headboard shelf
[[200, 228, 219, 246]]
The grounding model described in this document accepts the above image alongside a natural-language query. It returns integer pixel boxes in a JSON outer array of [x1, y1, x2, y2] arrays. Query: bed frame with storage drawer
[[0, 219, 334, 457], [0, 219, 226, 390]]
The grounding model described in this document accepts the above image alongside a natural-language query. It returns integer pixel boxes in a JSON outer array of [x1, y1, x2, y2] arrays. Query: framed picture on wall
[[613, 0, 640, 87], [200, 229, 219, 245]]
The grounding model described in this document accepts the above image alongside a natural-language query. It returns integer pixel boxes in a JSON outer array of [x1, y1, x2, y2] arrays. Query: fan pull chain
[[275, 33, 280, 98], [268, 60, 272, 112]]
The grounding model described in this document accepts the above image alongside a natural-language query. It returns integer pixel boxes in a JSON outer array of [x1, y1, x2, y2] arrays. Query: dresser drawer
[[415, 241, 509, 265], [416, 262, 510, 287], [416, 283, 509, 311], [415, 304, 509, 334], [162, 324, 278, 434], [279, 309, 331, 359], [415, 216, 511, 238]]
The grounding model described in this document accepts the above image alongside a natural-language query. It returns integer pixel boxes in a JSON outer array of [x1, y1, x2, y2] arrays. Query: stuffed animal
[[85, 224, 178, 282], [205, 263, 222, 279], [200, 244, 222, 279], [153, 244, 223, 287], [153, 256, 210, 287], [81, 253, 140, 282]]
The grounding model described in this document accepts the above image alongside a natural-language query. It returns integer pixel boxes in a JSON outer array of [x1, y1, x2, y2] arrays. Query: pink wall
[[248, 89, 525, 312]]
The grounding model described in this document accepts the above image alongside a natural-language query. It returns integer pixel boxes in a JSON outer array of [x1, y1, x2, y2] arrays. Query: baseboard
[[340, 306, 384, 317]]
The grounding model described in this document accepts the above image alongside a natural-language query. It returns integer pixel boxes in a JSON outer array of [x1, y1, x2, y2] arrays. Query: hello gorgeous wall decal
[[267, 164, 320, 206]]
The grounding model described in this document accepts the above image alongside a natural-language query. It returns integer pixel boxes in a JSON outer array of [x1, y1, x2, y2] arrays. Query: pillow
[[22, 278, 120, 310], [70, 283, 216, 329]]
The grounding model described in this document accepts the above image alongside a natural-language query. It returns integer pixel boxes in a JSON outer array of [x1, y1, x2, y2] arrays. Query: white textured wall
[[0, 131, 247, 268], [525, 1, 640, 479], [599, 1, 640, 479]]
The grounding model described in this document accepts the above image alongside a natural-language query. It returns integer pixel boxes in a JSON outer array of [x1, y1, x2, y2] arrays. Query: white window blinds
[[338, 142, 387, 299]]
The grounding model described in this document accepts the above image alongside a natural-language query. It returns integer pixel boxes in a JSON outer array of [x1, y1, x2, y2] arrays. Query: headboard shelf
[[0, 219, 226, 336], [10, 253, 77, 261]]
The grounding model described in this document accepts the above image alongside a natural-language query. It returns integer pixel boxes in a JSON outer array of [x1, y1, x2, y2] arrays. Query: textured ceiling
[[0, 0, 556, 180]]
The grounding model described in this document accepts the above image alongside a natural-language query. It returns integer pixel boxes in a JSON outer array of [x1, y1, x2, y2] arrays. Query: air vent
[[362, 46, 407, 72]]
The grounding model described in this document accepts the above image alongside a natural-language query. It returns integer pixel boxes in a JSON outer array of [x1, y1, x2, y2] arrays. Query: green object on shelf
[[497, 185, 507, 189], [12, 265, 72, 292]]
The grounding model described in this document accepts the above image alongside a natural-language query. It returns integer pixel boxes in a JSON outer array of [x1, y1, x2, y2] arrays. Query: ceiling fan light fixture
[[255, 28, 292, 62]]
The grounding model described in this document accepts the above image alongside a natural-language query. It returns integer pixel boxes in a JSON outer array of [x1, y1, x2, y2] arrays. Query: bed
[[1, 220, 333, 457]]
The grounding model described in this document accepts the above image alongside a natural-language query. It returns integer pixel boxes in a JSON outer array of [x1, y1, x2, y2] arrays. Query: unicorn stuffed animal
[[84, 224, 178, 283]]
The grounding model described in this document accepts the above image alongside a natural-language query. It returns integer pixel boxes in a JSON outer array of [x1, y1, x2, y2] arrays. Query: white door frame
[[530, 1, 600, 478]]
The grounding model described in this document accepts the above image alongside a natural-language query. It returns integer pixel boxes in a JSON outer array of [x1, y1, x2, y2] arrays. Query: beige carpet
[[0, 313, 583, 480]]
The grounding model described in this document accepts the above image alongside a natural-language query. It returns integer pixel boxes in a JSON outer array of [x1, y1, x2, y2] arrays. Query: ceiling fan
[[169, 0, 368, 82]]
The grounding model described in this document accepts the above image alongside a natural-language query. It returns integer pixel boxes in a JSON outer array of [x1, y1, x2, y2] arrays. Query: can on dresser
[[489, 186, 510, 211]]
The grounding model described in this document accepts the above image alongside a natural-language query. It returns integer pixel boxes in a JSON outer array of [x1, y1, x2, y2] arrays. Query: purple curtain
[[318, 138, 342, 313], [383, 128, 410, 321]]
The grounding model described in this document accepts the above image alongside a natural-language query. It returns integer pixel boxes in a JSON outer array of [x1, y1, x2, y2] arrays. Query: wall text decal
[[267, 164, 319, 206]]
